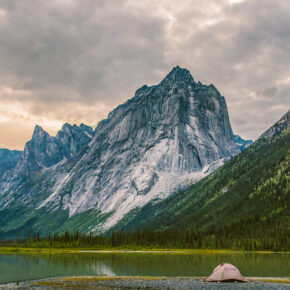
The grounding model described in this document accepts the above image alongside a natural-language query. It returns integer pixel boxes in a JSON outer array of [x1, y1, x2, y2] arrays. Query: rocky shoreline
[[1, 276, 289, 289]]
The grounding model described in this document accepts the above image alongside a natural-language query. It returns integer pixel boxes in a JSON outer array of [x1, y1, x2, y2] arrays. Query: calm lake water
[[0, 252, 289, 284]]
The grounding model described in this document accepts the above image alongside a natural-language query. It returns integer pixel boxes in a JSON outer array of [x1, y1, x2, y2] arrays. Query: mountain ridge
[[0, 67, 252, 239], [260, 109, 290, 139], [0, 123, 93, 211]]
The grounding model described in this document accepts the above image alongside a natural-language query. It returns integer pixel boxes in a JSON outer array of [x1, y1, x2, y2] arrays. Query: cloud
[[0, 0, 289, 149]]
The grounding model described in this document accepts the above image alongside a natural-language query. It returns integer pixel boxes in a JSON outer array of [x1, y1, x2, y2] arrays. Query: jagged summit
[[61, 123, 73, 130], [160, 66, 195, 86], [1, 123, 94, 178], [79, 123, 94, 136], [32, 125, 48, 138], [134, 66, 194, 99]]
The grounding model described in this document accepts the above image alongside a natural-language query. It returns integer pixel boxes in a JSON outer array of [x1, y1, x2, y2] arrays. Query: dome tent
[[204, 263, 247, 282]]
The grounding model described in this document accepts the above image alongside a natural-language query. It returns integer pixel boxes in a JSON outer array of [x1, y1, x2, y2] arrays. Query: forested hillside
[[112, 111, 290, 250]]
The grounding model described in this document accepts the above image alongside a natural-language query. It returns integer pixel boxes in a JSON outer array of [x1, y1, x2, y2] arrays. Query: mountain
[[19, 123, 93, 174], [0, 66, 248, 239], [112, 110, 290, 246], [234, 135, 253, 150], [0, 149, 22, 179], [0, 123, 93, 212]]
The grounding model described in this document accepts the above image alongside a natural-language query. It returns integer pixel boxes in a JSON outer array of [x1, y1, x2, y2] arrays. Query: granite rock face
[[0, 66, 248, 232]]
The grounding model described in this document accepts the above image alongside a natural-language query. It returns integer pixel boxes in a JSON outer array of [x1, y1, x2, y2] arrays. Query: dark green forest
[[1, 226, 288, 251]]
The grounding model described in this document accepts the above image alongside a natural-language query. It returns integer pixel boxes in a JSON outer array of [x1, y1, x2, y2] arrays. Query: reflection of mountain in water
[[86, 260, 116, 276]]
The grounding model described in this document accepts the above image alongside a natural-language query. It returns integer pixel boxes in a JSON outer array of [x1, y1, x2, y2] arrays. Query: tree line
[[1, 226, 289, 251]]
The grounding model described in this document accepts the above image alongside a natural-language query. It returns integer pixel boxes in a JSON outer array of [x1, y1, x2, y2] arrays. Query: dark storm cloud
[[0, 0, 289, 149]]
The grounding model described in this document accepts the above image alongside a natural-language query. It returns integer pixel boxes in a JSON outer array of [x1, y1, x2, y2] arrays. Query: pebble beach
[[1, 276, 289, 289]]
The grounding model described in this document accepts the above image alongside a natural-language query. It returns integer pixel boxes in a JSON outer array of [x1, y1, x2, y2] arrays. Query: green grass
[[0, 246, 286, 255]]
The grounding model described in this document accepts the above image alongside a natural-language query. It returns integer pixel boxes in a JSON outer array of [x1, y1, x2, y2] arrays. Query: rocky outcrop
[[260, 110, 290, 139]]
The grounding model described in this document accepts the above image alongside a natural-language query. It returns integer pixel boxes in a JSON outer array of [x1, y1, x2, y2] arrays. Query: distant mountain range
[[2, 66, 275, 240], [0, 149, 22, 180]]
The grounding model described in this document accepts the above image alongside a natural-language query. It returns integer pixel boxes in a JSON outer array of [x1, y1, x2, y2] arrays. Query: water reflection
[[0, 252, 289, 283]]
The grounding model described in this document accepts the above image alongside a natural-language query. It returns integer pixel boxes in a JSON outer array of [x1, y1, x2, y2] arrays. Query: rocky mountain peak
[[18, 123, 93, 174], [159, 66, 195, 89], [61, 123, 73, 131], [32, 125, 49, 139], [79, 123, 94, 136]]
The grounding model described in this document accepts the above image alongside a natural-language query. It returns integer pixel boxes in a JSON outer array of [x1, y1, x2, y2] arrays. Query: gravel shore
[[1, 276, 289, 289]]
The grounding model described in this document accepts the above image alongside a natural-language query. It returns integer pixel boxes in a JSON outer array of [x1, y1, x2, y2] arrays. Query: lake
[[0, 252, 289, 284]]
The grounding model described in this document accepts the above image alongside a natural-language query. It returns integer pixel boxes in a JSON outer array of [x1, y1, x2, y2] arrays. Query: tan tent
[[204, 263, 247, 282]]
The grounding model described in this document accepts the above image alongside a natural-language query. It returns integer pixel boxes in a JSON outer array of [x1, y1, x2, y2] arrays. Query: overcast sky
[[0, 0, 289, 150]]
